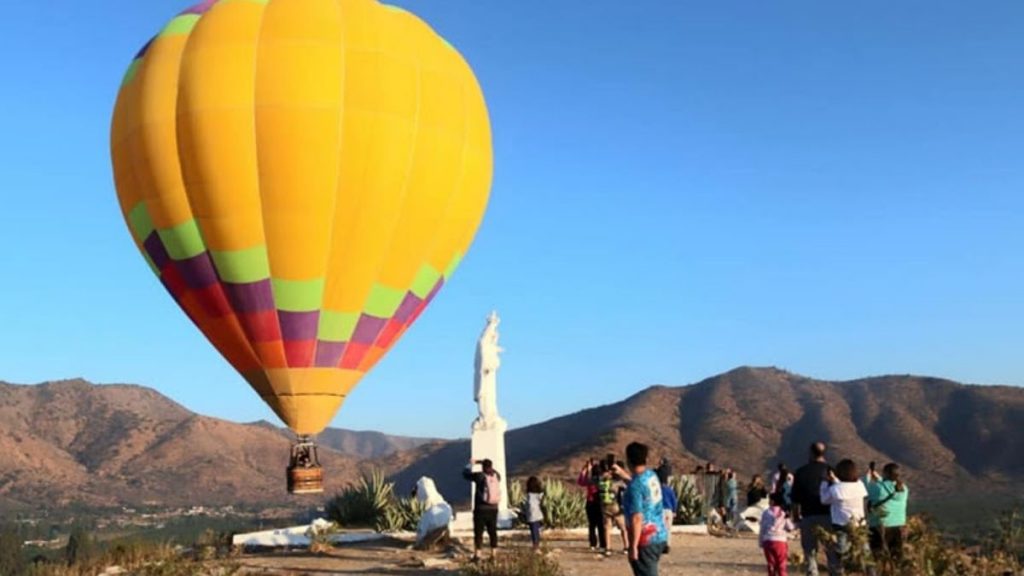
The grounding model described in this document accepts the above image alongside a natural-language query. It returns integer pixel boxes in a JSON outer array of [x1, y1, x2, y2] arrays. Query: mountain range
[[1, 367, 1021, 510]]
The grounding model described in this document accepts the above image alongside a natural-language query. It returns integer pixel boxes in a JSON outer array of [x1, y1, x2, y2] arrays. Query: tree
[[64, 526, 94, 567], [0, 524, 25, 575]]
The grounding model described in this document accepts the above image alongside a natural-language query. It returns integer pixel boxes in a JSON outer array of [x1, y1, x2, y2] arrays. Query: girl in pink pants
[[759, 493, 795, 576]]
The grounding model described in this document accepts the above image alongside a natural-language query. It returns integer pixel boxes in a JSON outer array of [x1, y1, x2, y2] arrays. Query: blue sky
[[1, 1, 1022, 439]]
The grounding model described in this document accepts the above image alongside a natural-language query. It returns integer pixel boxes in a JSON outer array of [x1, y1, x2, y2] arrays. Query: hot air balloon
[[110, 0, 492, 494]]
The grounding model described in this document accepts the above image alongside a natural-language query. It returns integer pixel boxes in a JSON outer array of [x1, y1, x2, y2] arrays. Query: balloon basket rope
[[287, 436, 324, 495]]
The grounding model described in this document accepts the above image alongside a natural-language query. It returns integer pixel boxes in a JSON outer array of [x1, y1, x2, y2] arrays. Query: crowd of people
[[462, 440, 909, 576], [465, 442, 670, 575], [785, 442, 910, 576]]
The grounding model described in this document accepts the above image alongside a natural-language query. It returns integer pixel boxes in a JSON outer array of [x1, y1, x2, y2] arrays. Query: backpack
[[597, 477, 616, 505], [482, 472, 501, 506]]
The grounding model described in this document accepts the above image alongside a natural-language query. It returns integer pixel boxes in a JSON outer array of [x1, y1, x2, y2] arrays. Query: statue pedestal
[[470, 416, 516, 527]]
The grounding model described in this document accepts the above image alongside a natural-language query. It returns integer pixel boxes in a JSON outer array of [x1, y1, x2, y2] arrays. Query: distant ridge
[[1, 367, 1021, 510], [385, 366, 1024, 503], [250, 419, 440, 459], [0, 379, 414, 508]]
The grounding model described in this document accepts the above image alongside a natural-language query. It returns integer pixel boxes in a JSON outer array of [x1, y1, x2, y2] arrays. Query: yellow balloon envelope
[[111, 0, 492, 435]]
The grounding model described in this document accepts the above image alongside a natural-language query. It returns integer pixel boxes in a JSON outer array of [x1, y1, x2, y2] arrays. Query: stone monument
[[470, 311, 513, 524]]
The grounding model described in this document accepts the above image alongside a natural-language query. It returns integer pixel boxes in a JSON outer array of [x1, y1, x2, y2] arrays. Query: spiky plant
[[325, 469, 395, 528], [539, 479, 586, 529], [670, 475, 703, 525], [508, 479, 525, 515], [379, 496, 425, 533]]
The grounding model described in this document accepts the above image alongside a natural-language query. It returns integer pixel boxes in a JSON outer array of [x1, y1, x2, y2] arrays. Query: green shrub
[[505, 478, 586, 529], [326, 469, 394, 529], [539, 479, 586, 530], [0, 525, 24, 576], [508, 480, 525, 516], [325, 469, 424, 533], [993, 509, 1023, 563], [63, 527, 95, 567], [669, 475, 703, 525], [378, 496, 425, 533], [461, 548, 564, 576], [807, 514, 1024, 576]]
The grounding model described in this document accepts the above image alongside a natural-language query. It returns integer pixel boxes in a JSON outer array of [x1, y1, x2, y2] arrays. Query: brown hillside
[[387, 367, 1023, 503], [1, 368, 1021, 510], [0, 380, 380, 508]]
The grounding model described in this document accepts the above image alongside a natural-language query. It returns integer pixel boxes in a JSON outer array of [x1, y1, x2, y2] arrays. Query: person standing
[[748, 474, 769, 507], [760, 492, 796, 576], [623, 442, 668, 576], [525, 476, 546, 552], [725, 470, 739, 527], [820, 459, 869, 576], [781, 468, 794, 511], [578, 459, 607, 552], [463, 459, 501, 561], [771, 463, 786, 494], [657, 466, 677, 553], [791, 442, 834, 576], [598, 459, 630, 555], [866, 463, 909, 570]]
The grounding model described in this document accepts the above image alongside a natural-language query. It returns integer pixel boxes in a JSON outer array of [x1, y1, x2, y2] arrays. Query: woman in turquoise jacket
[[866, 462, 909, 569]]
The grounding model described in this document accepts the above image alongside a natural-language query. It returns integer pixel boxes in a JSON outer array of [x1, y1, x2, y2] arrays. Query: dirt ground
[[234, 531, 768, 575]]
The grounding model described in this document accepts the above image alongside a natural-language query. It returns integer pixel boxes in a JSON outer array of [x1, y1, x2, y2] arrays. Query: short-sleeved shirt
[[792, 461, 830, 517], [623, 469, 668, 546], [866, 480, 908, 528], [661, 484, 678, 513]]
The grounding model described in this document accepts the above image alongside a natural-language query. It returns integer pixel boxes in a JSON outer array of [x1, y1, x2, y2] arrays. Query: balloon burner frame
[[287, 436, 324, 495]]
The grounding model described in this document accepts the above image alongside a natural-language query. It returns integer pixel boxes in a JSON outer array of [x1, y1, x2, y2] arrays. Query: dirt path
[[234, 531, 767, 575]]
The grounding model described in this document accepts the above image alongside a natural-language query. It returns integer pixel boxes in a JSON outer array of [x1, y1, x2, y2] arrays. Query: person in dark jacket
[[791, 442, 834, 576], [748, 474, 769, 507], [463, 458, 501, 561], [578, 458, 608, 552]]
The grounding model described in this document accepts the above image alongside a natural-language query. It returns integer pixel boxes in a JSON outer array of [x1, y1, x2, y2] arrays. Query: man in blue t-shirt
[[622, 442, 668, 576]]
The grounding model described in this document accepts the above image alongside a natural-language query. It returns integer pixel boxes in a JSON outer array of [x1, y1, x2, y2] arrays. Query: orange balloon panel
[[111, 0, 492, 435]]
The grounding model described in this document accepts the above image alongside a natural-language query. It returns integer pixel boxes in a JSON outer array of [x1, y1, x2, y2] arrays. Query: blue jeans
[[629, 541, 666, 576], [528, 521, 541, 546]]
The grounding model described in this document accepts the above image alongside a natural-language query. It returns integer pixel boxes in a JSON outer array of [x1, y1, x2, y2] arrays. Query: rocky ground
[[233, 531, 768, 575]]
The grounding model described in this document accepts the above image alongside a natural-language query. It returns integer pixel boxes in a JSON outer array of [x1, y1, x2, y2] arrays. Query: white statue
[[473, 311, 503, 427], [414, 476, 452, 550]]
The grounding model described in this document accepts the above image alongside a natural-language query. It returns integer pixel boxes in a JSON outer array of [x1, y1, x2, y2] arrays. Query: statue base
[[470, 415, 514, 526]]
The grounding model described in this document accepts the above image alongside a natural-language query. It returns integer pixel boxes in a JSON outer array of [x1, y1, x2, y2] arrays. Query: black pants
[[473, 508, 498, 550], [586, 501, 606, 549], [628, 541, 666, 576], [869, 526, 904, 561]]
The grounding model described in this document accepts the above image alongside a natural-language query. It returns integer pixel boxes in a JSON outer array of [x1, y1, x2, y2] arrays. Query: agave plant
[[540, 478, 587, 529], [324, 469, 429, 533], [380, 496, 425, 533], [508, 479, 525, 515], [670, 475, 704, 525], [325, 469, 395, 528]]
